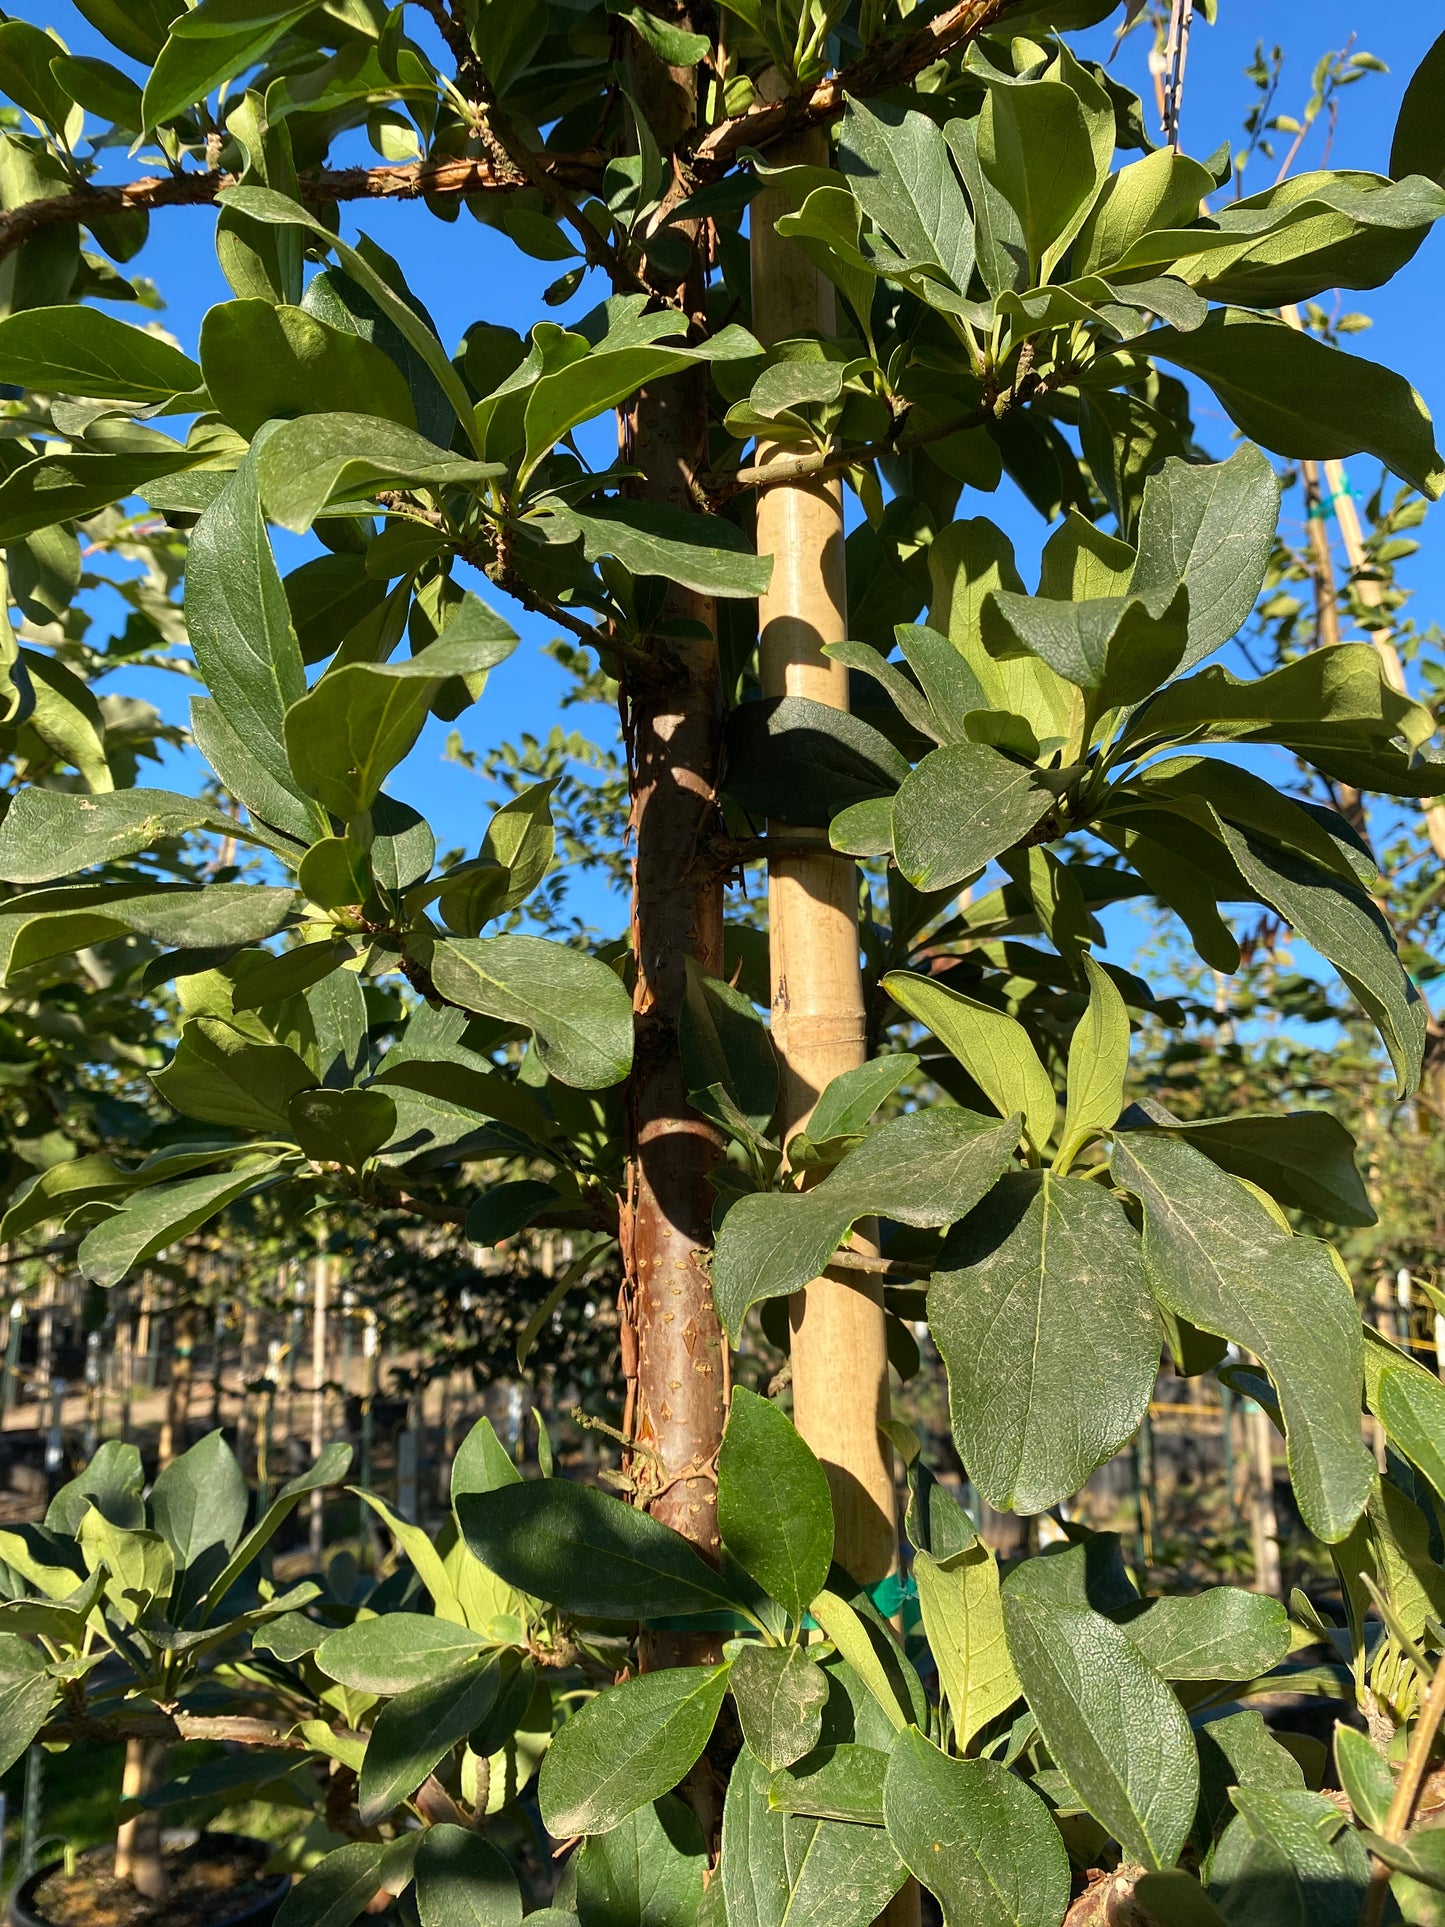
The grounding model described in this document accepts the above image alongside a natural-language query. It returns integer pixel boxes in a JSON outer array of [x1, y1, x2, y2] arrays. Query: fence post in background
[[310, 1240, 330, 1563], [1, 1299, 22, 1429]]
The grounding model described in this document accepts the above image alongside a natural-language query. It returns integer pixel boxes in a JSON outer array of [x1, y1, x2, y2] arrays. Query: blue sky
[[22, 1, 1445, 958]]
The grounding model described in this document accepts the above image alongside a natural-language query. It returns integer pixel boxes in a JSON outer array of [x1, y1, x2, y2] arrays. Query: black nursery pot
[[10, 1833, 291, 1927]]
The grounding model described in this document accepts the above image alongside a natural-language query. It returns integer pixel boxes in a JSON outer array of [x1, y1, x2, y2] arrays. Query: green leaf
[[150, 1428, 248, 1601], [1333, 1727, 1394, 1834], [793, 1054, 918, 1163], [257, 411, 498, 534], [1130, 1872, 1229, 1925], [425, 936, 632, 1090], [1073, 147, 1220, 276], [0, 788, 230, 885], [889, 742, 1056, 894], [22, 649, 111, 793], [153, 1017, 315, 1133], [931, 1171, 1158, 1513], [414, 1826, 522, 1927], [725, 695, 909, 828], [978, 76, 1101, 277], [1112, 1133, 1374, 1543], [186, 443, 315, 808], [679, 961, 777, 1137], [70, 0, 180, 64], [359, 1656, 507, 1824], [1121, 1588, 1290, 1682], [729, 1646, 828, 1774], [538, 500, 771, 599], [982, 584, 1189, 708], [219, 189, 479, 443], [768, 1744, 889, 1826], [204, 1441, 352, 1607], [913, 1542, 1020, 1753], [575, 1805, 704, 1927], [284, 613, 517, 818], [884, 971, 1054, 1153], [47, 1438, 144, 1533], [315, 1614, 488, 1695], [451, 1416, 522, 1500], [1219, 824, 1426, 1097], [1211, 1788, 1370, 1927], [712, 1108, 1019, 1343], [881, 1728, 1070, 1927], [614, 5, 709, 66], [1377, 1363, 1445, 1499], [0, 447, 203, 544], [1129, 447, 1282, 673], [456, 1479, 746, 1621], [717, 1389, 833, 1621], [0, 1635, 58, 1777], [837, 97, 975, 300], [1393, 30, 1445, 185], [142, 0, 315, 129], [721, 1744, 906, 1927], [808, 1592, 912, 1732], [0, 304, 199, 402], [539, 1664, 731, 1838], [49, 53, 144, 128], [1123, 1106, 1375, 1228], [1058, 953, 1130, 1171], [1147, 310, 1445, 500], [1001, 1580, 1198, 1871], [200, 299, 418, 440], [289, 1088, 396, 1168], [275, 1837, 421, 1927], [78, 1162, 284, 1289]]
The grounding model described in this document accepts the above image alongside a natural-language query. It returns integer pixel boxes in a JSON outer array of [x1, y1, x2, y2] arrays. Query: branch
[[693, 0, 1026, 169], [44, 1710, 344, 1749], [0, 153, 602, 263]]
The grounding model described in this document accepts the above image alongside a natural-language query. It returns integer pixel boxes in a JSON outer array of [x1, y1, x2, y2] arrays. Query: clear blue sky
[[23, 1, 1445, 952]]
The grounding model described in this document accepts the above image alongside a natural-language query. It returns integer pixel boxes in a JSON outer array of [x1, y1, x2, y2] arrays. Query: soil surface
[[30, 1835, 283, 1927]]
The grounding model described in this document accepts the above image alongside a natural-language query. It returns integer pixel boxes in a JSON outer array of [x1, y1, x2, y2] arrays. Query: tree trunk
[[622, 355, 728, 1576], [750, 128, 900, 1590], [114, 1738, 169, 1899]]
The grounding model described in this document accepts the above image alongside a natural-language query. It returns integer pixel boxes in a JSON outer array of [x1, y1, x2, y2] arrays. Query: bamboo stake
[[1247, 1399, 1282, 1597], [751, 125, 900, 1592], [310, 1243, 329, 1564]]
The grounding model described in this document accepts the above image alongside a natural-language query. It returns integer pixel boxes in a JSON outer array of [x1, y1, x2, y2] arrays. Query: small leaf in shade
[[721, 1744, 906, 1927], [717, 1389, 833, 1622], [882, 1727, 1070, 1927], [573, 1796, 707, 1927], [358, 1658, 507, 1824], [274, 1837, 420, 1927], [913, 1544, 1020, 1753], [539, 1665, 731, 1838], [414, 1826, 521, 1927]]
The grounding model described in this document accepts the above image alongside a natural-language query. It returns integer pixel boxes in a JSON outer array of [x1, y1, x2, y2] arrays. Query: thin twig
[[1362, 1654, 1445, 1926]]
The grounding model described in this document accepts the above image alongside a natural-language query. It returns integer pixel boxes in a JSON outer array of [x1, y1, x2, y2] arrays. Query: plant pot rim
[[9, 1832, 291, 1927]]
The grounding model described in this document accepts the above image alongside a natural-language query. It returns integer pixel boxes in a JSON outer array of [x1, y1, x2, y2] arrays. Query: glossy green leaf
[[426, 935, 630, 1089], [1148, 309, 1445, 500], [1058, 952, 1130, 1170], [540, 1664, 731, 1838], [1121, 1588, 1290, 1682], [932, 1171, 1157, 1513], [0, 304, 198, 402], [284, 612, 517, 817], [0, 447, 202, 543], [153, 1017, 315, 1133], [0, 1635, 58, 1778], [289, 1088, 396, 1168], [143, 0, 315, 128], [315, 1614, 488, 1695], [359, 1656, 507, 1823], [1333, 1727, 1394, 1834], [78, 1162, 283, 1289], [274, 1837, 420, 1927], [1377, 1362, 1445, 1499], [913, 1542, 1019, 1753], [204, 1440, 352, 1606], [451, 1416, 522, 1500], [257, 412, 495, 534], [200, 299, 417, 439], [456, 1479, 746, 1620], [414, 1826, 521, 1927], [890, 742, 1055, 894], [573, 1796, 706, 1927], [1129, 447, 1281, 673], [0, 788, 232, 885], [982, 584, 1188, 708], [725, 695, 909, 827], [978, 77, 1100, 275], [884, 971, 1054, 1152], [712, 1108, 1019, 1343], [729, 1646, 828, 1774], [1393, 30, 1445, 185], [1002, 1580, 1198, 1871], [679, 961, 777, 1137], [1123, 1106, 1375, 1228], [1112, 1133, 1374, 1542], [882, 1728, 1069, 1927], [150, 1428, 248, 1589], [540, 500, 771, 599], [722, 1744, 906, 1927], [718, 1389, 833, 1621], [837, 97, 975, 299], [1209, 1787, 1370, 1927], [768, 1744, 889, 1827]]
